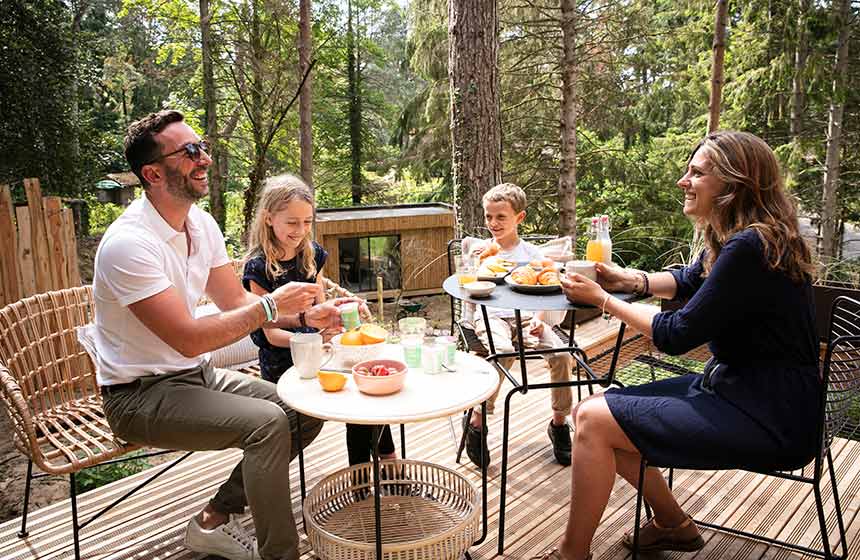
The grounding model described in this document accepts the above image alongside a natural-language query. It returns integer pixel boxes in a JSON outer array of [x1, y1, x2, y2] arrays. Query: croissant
[[529, 258, 555, 270], [511, 266, 538, 285], [479, 241, 501, 261], [537, 269, 560, 285]]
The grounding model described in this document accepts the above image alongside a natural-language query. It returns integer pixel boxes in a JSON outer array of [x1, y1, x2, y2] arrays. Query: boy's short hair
[[124, 110, 185, 188], [482, 183, 527, 213]]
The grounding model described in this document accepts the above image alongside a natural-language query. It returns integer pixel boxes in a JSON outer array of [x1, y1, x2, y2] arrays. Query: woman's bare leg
[[556, 396, 684, 559], [612, 449, 686, 527]]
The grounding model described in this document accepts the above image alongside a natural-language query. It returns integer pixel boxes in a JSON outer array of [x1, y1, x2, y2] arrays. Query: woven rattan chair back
[[0, 286, 137, 475], [820, 295, 860, 454]]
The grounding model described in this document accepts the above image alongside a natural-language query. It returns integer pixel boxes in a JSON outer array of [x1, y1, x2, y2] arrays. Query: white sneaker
[[184, 513, 259, 560]]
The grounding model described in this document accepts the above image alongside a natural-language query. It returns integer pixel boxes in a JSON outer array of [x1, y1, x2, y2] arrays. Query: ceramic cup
[[565, 260, 598, 282], [291, 332, 334, 379]]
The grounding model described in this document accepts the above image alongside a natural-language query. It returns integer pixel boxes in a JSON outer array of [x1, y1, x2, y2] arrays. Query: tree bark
[[200, 0, 226, 229], [244, 0, 266, 233], [707, 0, 729, 133], [298, 0, 313, 190], [347, 0, 362, 204], [558, 0, 578, 242], [789, 0, 809, 139], [820, 0, 850, 261], [448, 0, 501, 237]]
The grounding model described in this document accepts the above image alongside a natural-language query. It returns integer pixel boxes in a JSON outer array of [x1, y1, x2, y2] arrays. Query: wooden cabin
[[97, 172, 139, 206], [315, 203, 455, 298]]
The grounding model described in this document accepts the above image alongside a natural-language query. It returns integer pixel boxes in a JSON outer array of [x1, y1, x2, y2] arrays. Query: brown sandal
[[622, 514, 705, 552]]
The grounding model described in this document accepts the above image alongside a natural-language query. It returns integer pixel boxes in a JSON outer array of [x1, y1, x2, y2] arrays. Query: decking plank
[[2, 319, 859, 560]]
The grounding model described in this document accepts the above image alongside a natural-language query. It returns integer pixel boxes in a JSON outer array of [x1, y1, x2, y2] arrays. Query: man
[[93, 110, 342, 560]]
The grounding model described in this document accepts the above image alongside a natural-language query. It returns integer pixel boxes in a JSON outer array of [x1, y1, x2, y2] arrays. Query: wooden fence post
[[16, 206, 36, 297], [0, 184, 21, 306], [24, 178, 52, 293], [44, 196, 69, 290], [61, 208, 82, 287]]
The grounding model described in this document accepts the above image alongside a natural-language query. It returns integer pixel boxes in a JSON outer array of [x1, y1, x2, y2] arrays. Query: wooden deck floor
[[2, 318, 858, 560]]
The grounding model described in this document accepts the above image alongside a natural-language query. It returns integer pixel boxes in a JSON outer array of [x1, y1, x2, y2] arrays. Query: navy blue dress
[[243, 244, 395, 463], [605, 229, 822, 472]]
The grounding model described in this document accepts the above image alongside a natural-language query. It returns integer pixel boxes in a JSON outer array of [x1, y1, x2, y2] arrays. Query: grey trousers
[[101, 362, 324, 560]]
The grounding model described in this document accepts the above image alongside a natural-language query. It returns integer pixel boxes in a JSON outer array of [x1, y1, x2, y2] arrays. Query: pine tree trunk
[[244, 0, 266, 234], [558, 0, 578, 242], [347, 0, 362, 204], [789, 0, 809, 139], [200, 0, 226, 230], [298, 0, 314, 190], [448, 0, 501, 237], [820, 0, 850, 261], [707, 0, 728, 133]]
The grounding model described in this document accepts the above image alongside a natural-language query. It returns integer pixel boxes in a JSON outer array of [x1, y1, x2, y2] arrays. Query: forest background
[[1, 0, 859, 277]]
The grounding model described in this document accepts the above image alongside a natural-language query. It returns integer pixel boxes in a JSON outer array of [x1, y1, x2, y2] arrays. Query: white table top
[[276, 345, 499, 424]]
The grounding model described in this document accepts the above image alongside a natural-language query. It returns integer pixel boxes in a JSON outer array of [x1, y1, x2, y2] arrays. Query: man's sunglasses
[[148, 141, 210, 164]]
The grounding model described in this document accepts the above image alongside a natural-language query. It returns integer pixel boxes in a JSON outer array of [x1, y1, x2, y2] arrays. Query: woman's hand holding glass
[[560, 271, 608, 307]]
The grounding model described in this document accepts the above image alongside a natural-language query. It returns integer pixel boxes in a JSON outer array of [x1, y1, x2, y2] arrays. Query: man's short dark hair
[[124, 110, 185, 188]]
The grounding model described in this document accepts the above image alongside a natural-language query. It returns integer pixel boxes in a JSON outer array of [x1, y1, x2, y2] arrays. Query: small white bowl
[[330, 334, 386, 367], [463, 280, 496, 298]]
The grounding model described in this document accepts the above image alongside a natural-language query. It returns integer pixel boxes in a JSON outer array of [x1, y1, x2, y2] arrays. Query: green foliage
[[89, 201, 126, 234], [75, 451, 151, 494]]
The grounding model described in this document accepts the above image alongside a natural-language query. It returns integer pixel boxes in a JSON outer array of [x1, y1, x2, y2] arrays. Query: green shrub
[[74, 451, 151, 493]]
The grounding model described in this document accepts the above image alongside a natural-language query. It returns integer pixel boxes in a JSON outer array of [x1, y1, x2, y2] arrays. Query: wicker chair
[[0, 287, 191, 560]]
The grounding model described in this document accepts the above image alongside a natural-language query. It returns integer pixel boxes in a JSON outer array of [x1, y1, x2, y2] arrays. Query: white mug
[[565, 260, 598, 282], [291, 333, 334, 379]]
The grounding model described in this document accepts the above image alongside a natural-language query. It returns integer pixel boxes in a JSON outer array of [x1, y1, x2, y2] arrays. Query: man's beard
[[165, 165, 207, 202]]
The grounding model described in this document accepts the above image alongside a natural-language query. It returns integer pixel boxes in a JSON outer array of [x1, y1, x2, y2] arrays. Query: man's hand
[[320, 326, 344, 343], [270, 282, 321, 316], [305, 302, 343, 330]]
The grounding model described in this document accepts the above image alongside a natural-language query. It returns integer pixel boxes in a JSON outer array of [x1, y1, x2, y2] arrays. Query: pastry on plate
[[537, 268, 560, 285], [510, 265, 538, 285]]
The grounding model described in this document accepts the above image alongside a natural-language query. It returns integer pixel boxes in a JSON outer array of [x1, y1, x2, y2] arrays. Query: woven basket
[[304, 460, 480, 560]]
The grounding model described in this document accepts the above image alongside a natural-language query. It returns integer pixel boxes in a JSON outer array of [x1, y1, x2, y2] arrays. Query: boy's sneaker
[[184, 513, 259, 560], [547, 420, 572, 466], [462, 414, 490, 468]]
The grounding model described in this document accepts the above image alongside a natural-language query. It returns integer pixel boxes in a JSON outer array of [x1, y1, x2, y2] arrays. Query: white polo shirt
[[92, 195, 231, 385]]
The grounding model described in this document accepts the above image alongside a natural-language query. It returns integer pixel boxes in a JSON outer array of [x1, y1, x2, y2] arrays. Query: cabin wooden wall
[[316, 209, 454, 297]]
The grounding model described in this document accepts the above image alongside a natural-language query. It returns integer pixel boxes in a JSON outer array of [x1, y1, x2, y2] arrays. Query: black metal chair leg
[[632, 458, 647, 560], [70, 472, 81, 560], [826, 449, 848, 559], [455, 409, 472, 464], [813, 471, 834, 559], [17, 459, 33, 538], [497, 389, 516, 556]]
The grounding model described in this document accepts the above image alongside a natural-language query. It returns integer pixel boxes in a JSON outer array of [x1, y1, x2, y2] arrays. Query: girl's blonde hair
[[692, 131, 814, 283], [245, 173, 317, 281]]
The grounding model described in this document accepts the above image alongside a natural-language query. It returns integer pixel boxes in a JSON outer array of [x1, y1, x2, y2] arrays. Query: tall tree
[[790, 0, 810, 139], [707, 0, 729, 133], [298, 0, 313, 189], [448, 0, 501, 236], [558, 0, 578, 241], [820, 0, 852, 261], [200, 0, 227, 229], [347, 0, 363, 203]]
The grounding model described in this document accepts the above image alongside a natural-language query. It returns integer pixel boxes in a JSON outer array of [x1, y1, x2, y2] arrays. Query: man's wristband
[[259, 296, 274, 322], [261, 294, 279, 323], [299, 311, 307, 328]]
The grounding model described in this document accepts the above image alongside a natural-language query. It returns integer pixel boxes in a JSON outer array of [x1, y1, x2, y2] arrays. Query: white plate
[[477, 270, 509, 283], [504, 274, 562, 294]]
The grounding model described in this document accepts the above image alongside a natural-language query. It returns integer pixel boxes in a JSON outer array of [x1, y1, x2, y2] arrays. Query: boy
[[463, 183, 573, 467]]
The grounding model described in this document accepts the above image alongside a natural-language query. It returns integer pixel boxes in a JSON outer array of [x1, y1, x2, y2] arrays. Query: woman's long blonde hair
[[245, 174, 317, 282], [693, 131, 814, 283]]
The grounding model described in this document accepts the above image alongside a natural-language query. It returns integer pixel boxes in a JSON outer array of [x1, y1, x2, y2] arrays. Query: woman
[[545, 131, 821, 560]]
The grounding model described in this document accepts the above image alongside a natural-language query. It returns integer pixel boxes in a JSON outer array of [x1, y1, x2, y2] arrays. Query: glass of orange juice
[[456, 255, 478, 285]]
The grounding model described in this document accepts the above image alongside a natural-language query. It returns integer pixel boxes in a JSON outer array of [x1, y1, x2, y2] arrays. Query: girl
[[243, 173, 397, 468]]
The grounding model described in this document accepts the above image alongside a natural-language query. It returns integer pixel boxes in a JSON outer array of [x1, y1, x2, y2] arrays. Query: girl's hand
[[594, 263, 634, 293], [560, 272, 607, 307]]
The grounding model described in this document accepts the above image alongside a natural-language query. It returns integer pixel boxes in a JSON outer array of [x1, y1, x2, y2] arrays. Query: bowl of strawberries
[[352, 359, 408, 396]]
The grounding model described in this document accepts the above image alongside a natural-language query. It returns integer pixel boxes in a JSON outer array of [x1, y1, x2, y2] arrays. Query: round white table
[[277, 346, 498, 425], [277, 345, 498, 560]]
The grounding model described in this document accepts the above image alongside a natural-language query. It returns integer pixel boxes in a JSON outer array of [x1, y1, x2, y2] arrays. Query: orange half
[[359, 324, 388, 344], [318, 371, 348, 392]]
